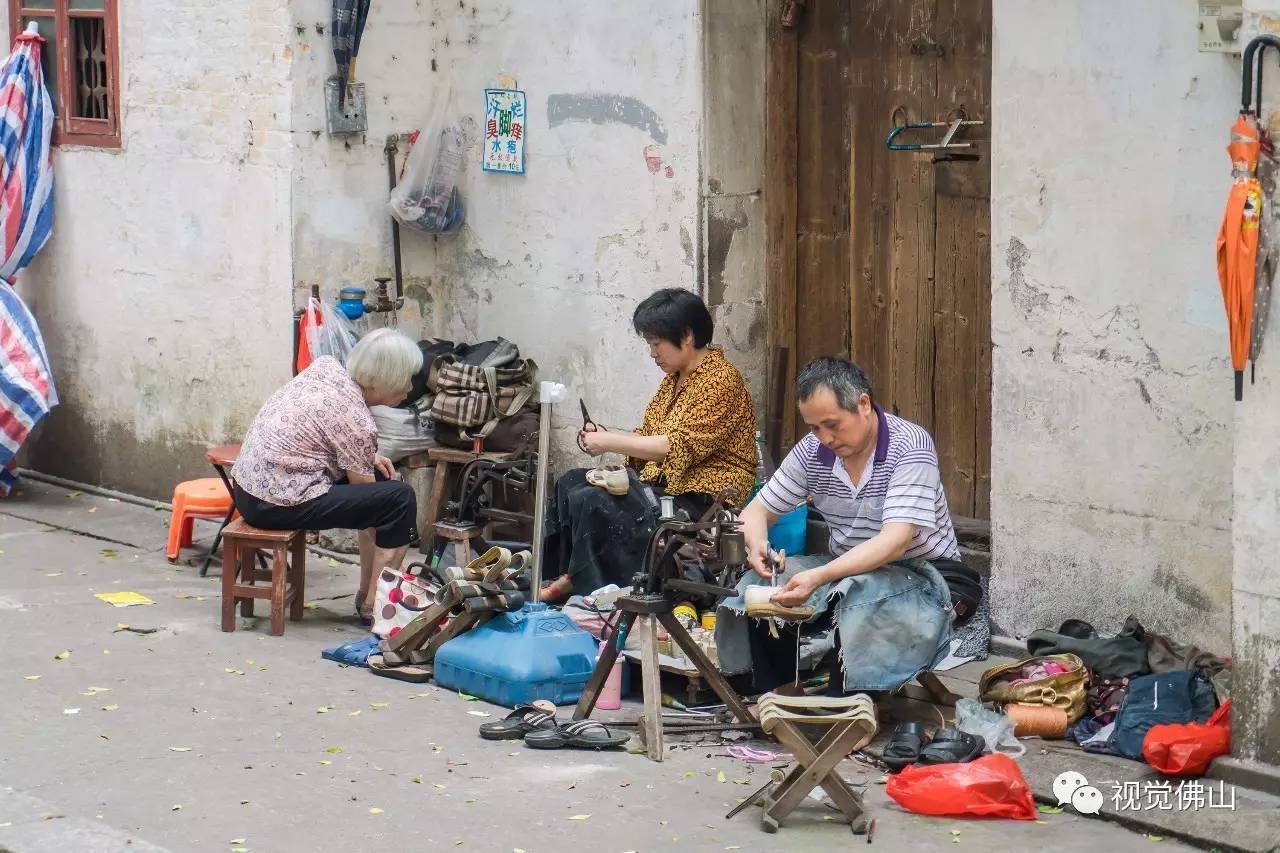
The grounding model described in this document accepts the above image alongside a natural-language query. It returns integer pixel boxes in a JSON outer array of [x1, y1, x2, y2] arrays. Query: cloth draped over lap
[[715, 554, 953, 693]]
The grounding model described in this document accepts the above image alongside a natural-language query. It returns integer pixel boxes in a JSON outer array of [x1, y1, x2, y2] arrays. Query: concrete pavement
[[0, 479, 1203, 852]]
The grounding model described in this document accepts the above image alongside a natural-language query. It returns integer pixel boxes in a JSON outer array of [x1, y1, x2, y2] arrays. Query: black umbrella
[[332, 0, 371, 109]]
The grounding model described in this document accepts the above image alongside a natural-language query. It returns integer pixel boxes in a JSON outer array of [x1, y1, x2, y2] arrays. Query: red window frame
[[8, 0, 121, 148]]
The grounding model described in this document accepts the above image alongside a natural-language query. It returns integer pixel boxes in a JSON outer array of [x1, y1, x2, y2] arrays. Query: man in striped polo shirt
[[715, 356, 961, 695]]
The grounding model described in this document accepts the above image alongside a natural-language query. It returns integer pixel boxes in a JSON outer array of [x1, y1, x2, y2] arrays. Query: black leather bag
[[932, 558, 982, 627]]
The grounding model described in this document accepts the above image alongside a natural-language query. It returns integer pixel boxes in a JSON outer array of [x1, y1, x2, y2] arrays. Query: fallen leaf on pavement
[[370, 702, 390, 710], [46, 572, 62, 577], [368, 808, 384, 815], [224, 668, 246, 676], [63, 708, 80, 715], [114, 624, 159, 635], [458, 692, 479, 701], [682, 771, 696, 778], [100, 549, 118, 558], [67, 491, 82, 498], [465, 798, 477, 804], [324, 746, 342, 754], [1147, 836, 1164, 842], [467, 711, 490, 717], [171, 804, 182, 812], [100, 704, 118, 711], [54, 651, 70, 661], [433, 784, 446, 790], [348, 710, 362, 717], [716, 771, 726, 784], [319, 760, 332, 766], [1036, 804, 1064, 815], [229, 839, 246, 845], [316, 706, 334, 714], [23, 675, 40, 681], [567, 814, 591, 821], [169, 747, 192, 752], [328, 559, 340, 567], [303, 602, 320, 610], [88, 507, 97, 513], [411, 775, 423, 784], [732, 779, 749, 785]]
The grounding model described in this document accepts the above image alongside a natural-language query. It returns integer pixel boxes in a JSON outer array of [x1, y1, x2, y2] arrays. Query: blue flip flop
[[321, 634, 381, 667]]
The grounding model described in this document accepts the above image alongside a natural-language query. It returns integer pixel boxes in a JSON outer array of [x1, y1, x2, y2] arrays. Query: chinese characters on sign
[[482, 88, 526, 174]]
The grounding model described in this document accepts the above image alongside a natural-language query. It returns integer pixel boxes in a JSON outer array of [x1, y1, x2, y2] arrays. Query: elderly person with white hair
[[231, 328, 424, 624]]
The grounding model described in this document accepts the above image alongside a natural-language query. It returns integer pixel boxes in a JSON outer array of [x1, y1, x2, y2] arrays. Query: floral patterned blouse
[[631, 347, 757, 504], [232, 356, 377, 506]]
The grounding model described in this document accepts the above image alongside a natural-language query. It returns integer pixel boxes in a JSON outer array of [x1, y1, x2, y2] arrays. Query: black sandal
[[882, 721, 931, 771], [479, 703, 557, 740], [523, 719, 630, 750], [917, 727, 985, 765]]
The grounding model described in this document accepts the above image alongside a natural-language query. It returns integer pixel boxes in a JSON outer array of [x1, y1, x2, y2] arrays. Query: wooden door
[[766, 0, 992, 520]]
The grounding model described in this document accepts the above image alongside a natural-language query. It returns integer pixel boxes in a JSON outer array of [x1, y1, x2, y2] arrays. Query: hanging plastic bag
[[388, 80, 466, 234], [955, 698, 1027, 757], [303, 297, 359, 366], [885, 754, 1038, 820], [1143, 700, 1231, 777]]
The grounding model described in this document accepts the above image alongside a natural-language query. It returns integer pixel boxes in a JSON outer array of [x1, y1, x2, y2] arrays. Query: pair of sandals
[[366, 547, 530, 683], [478, 702, 630, 750], [882, 721, 985, 771]]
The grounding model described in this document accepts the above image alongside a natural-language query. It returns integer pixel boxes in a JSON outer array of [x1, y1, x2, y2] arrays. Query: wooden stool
[[220, 519, 306, 636], [756, 693, 878, 834]]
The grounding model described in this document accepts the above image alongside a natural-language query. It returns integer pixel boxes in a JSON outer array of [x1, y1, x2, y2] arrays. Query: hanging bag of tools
[[429, 338, 539, 451]]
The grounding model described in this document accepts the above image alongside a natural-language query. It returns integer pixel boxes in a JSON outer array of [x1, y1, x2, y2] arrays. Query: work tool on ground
[[573, 493, 759, 760]]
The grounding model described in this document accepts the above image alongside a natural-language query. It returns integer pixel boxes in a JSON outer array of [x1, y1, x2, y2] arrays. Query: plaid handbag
[[429, 357, 537, 433]]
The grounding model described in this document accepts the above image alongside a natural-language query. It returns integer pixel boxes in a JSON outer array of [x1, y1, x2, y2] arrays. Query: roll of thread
[[1007, 703, 1069, 738]]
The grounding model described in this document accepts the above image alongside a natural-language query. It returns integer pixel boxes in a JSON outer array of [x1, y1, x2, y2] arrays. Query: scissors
[[577, 398, 605, 452]]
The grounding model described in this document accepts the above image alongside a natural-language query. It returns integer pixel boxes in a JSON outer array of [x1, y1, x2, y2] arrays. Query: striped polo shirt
[[758, 404, 959, 561]]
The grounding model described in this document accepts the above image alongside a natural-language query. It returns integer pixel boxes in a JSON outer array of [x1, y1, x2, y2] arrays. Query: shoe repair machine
[[572, 490, 760, 760]]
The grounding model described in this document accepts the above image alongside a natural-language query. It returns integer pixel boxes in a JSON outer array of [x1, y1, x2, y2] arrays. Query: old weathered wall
[[990, 0, 1237, 650], [17, 3, 296, 497], [1230, 0, 1280, 771], [287, 0, 766, 465]]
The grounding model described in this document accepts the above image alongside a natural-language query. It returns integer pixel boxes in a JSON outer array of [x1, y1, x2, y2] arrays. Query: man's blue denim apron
[[715, 556, 954, 692]]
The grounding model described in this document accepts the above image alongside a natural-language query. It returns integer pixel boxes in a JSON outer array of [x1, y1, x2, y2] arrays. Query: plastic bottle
[[596, 640, 623, 711]]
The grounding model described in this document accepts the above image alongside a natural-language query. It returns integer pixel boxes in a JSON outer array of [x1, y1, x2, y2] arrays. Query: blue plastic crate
[[433, 603, 599, 707]]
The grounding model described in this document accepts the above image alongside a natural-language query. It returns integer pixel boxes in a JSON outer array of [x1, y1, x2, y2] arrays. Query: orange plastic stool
[[167, 478, 234, 562]]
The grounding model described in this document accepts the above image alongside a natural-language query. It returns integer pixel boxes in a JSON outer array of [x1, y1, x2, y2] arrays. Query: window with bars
[[8, 0, 120, 147]]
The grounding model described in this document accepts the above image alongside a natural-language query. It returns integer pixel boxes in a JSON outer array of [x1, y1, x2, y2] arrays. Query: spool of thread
[[1006, 703, 1069, 739]]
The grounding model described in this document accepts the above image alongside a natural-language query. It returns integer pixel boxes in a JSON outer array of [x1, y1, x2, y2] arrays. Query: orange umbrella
[[1217, 114, 1263, 401]]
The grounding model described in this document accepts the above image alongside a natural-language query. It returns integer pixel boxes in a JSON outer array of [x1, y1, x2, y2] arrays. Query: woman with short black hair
[[542, 288, 757, 600]]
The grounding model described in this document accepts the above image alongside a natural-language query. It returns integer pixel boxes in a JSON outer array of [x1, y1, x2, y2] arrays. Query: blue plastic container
[[768, 503, 809, 556], [434, 603, 599, 707]]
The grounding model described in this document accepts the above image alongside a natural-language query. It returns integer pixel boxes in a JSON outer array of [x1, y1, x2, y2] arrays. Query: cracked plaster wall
[[12, 3, 296, 497], [1230, 0, 1280, 769], [289, 0, 756, 468], [991, 0, 1237, 652]]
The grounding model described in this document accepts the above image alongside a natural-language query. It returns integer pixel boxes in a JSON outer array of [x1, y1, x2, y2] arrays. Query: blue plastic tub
[[433, 603, 599, 707], [768, 503, 809, 556]]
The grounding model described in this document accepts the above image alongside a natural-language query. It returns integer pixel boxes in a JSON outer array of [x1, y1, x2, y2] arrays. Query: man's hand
[[748, 539, 786, 580], [578, 427, 613, 456], [771, 567, 822, 607], [374, 455, 398, 480]]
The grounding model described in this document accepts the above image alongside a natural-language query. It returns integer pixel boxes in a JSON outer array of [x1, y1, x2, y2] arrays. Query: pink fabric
[[232, 356, 377, 506]]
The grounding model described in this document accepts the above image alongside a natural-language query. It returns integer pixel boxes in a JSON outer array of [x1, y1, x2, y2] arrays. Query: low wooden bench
[[220, 518, 306, 636]]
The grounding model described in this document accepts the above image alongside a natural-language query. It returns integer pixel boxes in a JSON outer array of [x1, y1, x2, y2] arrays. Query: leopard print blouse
[[631, 347, 757, 505]]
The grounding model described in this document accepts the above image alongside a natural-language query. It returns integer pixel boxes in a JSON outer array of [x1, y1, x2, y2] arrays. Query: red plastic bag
[[1143, 699, 1231, 777], [886, 754, 1038, 820]]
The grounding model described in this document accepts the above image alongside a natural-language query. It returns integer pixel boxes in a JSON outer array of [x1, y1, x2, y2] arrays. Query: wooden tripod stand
[[573, 590, 757, 761]]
